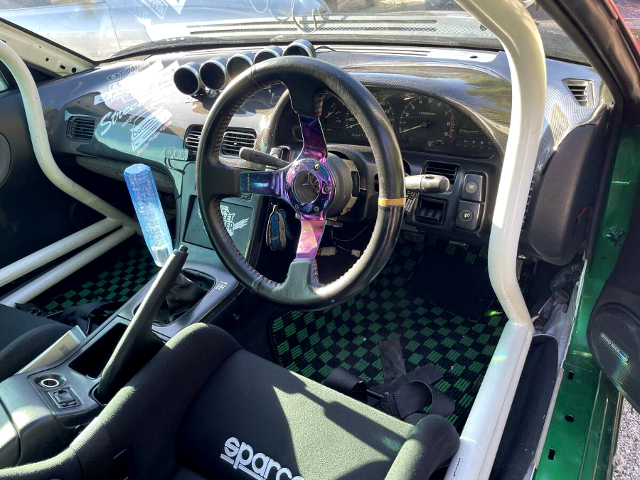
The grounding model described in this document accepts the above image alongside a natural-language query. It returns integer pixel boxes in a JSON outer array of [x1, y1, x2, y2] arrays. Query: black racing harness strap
[[15, 302, 46, 317], [323, 366, 369, 403], [370, 362, 443, 395], [59, 301, 122, 335], [323, 339, 456, 422], [375, 381, 456, 419], [379, 338, 407, 381]]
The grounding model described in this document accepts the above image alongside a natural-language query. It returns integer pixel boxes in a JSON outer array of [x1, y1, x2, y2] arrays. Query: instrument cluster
[[319, 88, 496, 157]]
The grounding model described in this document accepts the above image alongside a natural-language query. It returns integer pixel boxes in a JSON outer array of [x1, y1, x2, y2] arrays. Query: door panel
[[588, 189, 640, 412]]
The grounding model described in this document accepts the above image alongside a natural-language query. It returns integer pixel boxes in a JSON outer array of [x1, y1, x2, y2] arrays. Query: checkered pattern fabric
[[270, 236, 506, 430], [40, 239, 158, 314]]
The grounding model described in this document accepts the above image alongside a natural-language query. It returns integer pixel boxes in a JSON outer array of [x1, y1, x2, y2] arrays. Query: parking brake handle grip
[[95, 246, 188, 404], [405, 174, 450, 193]]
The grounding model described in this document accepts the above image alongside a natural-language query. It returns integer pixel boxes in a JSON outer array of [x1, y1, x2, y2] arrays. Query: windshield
[[0, 0, 586, 63]]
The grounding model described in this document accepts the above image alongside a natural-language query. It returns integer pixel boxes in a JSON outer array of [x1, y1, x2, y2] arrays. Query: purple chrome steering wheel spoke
[[237, 115, 333, 265], [284, 115, 333, 261], [239, 169, 287, 197], [297, 215, 326, 259], [299, 115, 328, 163]]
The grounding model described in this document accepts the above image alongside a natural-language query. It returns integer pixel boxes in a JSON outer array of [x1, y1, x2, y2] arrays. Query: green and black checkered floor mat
[[269, 236, 506, 430], [34, 237, 158, 315]]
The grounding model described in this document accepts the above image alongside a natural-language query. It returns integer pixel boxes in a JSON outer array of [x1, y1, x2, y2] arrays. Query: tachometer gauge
[[373, 93, 395, 126], [399, 96, 457, 148]]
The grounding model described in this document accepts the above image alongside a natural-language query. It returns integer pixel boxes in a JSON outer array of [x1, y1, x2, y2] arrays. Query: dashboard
[[317, 90, 496, 157], [29, 41, 611, 266]]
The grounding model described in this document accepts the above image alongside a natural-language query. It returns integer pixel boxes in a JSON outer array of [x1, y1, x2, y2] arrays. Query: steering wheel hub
[[292, 171, 320, 204], [286, 158, 334, 214]]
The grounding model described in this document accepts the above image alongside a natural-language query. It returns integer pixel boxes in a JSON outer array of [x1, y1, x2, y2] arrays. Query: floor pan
[[33, 237, 158, 315], [269, 236, 506, 430]]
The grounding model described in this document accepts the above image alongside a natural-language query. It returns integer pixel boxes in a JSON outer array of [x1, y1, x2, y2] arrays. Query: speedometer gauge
[[320, 91, 396, 144], [322, 97, 344, 127], [344, 93, 394, 141], [344, 110, 366, 141], [399, 96, 457, 148], [373, 93, 395, 125], [321, 96, 346, 142]]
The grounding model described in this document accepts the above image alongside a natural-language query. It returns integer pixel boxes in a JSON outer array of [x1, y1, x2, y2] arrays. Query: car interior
[[0, 0, 632, 478]]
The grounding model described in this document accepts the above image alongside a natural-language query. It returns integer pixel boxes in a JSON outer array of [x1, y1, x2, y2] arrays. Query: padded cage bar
[[1, 227, 136, 308], [444, 0, 545, 478], [0, 40, 141, 304]]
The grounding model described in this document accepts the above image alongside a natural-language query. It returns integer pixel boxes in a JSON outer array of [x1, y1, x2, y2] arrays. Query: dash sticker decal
[[106, 62, 149, 83], [96, 60, 179, 157], [221, 205, 250, 237], [131, 108, 172, 153]]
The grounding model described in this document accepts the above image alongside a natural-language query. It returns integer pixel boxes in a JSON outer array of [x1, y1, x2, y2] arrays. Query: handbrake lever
[[95, 246, 188, 403]]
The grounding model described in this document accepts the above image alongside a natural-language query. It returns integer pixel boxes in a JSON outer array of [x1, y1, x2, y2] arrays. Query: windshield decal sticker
[[141, 0, 185, 19], [129, 3, 153, 24], [165, 0, 186, 15], [141, 0, 168, 19]]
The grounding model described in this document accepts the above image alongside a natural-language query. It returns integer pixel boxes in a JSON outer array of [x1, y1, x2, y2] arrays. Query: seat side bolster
[[79, 324, 241, 480], [0, 323, 71, 382], [0, 449, 82, 479], [384, 415, 460, 480]]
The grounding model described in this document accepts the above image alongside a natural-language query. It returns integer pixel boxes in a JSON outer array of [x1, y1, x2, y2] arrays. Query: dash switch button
[[461, 173, 484, 202], [49, 388, 80, 409], [456, 201, 481, 231]]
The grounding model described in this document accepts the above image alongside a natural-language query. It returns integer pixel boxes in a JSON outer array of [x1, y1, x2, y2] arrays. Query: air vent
[[563, 79, 593, 107], [67, 117, 95, 142], [221, 128, 257, 156], [184, 125, 203, 155], [415, 198, 446, 226], [183, 126, 257, 158], [424, 161, 458, 184]]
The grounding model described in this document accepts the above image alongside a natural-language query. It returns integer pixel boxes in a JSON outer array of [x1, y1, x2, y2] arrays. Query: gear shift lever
[[158, 272, 207, 325], [124, 164, 207, 325], [124, 164, 173, 267]]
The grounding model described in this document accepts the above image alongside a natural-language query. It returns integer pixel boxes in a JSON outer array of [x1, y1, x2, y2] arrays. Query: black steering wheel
[[196, 56, 405, 310]]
